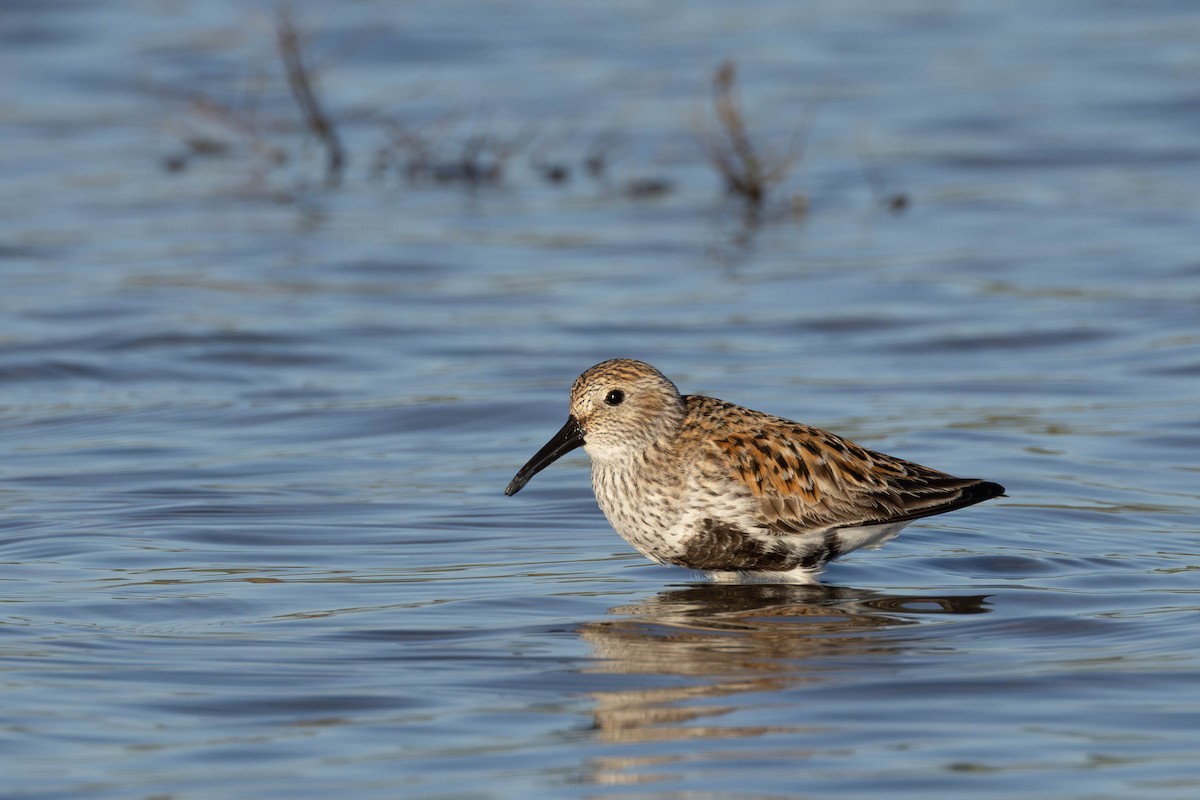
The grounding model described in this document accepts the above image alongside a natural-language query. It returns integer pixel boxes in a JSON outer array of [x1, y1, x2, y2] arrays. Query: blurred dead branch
[[275, 4, 345, 186]]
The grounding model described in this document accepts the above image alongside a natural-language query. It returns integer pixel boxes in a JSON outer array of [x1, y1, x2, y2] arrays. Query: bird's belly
[[598, 476, 911, 573], [592, 468, 771, 568], [668, 519, 811, 571], [595, 491, 692, 565], [590, 463, 907, 573]]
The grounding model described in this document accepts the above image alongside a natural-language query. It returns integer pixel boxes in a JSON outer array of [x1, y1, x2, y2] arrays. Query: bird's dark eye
[[604, 389, 625, 406]]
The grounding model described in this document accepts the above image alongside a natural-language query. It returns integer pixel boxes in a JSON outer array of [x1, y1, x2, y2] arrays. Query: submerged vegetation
[[274, 5, 344, 187], [697, 61, 804, 211], [161, 5, 907, 228]]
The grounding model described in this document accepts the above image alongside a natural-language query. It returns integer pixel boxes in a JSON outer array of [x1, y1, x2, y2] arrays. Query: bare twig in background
[[160, 23, 847, 223], [373, 115, 533, 187], [150, 64, 287, 173], [622, 176, 674, 199], [189, 93, 289, 166], [697, 61, 817, 212], [372, 111, 465, 183], [275, 4, 345, 186], [526, 120, 577, 184], [584, 129, 623, 181], [857, 132, 909, 212], [698, 62, 785, 206]]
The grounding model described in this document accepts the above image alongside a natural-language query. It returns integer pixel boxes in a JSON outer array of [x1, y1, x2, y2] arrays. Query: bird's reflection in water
[[577, 583, 988, 787]]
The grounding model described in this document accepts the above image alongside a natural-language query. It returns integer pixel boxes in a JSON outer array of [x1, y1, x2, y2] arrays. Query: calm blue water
[[2, 1, 1199, 798]]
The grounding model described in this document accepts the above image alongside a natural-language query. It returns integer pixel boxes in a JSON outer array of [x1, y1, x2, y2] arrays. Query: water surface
[[2, 1, 1199, 798]]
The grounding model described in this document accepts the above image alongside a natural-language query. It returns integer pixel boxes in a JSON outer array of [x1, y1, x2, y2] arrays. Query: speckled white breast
[[590, 455, 761, 565]]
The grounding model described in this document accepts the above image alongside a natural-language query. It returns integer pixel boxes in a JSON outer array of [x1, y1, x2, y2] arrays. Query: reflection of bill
[[576, 584, 988, 786]]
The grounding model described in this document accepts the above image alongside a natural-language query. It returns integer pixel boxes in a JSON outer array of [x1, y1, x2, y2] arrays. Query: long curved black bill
[[504, 416, 585, 496]]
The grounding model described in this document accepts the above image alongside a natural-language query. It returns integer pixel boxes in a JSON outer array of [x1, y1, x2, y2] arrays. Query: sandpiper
[[505, 359, 1005, 583]]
